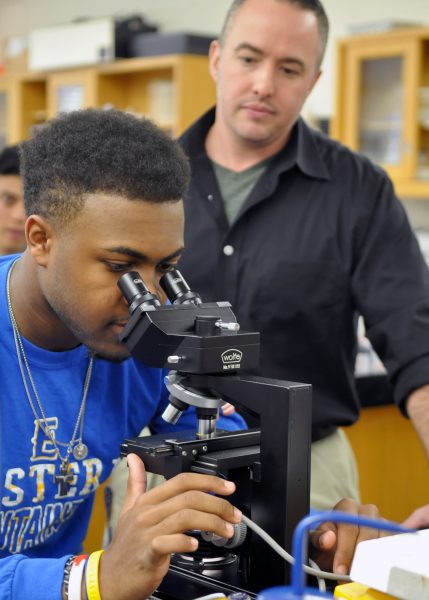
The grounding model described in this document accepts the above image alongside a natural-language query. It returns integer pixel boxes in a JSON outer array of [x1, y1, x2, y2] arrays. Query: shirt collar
[[294, 118, 331, 181], [180, 108, 331, 181]]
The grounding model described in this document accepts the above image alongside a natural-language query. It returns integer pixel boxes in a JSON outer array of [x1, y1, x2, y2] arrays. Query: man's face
[[0, 174, 26, 255], [210, 0, 322, 149], [40, 194, 184, 361]]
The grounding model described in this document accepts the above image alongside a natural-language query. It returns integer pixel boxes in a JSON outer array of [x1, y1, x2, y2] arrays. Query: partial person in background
[[0, 144, 26, 255], [175, 0, 429, 510]]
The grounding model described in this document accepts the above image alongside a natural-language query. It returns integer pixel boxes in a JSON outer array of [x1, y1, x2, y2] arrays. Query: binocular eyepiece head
[[117, 268, 201, 315]]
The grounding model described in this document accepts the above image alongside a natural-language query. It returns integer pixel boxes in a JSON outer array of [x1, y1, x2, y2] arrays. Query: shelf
[[97, 55, 185, 74], [0, 53, 215, 143]]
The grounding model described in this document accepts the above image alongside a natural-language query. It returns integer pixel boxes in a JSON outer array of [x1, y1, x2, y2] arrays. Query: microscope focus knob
[[201, 521, 247, 548]]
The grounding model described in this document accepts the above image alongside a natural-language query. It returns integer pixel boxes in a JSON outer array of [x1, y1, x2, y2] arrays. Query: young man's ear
[[26, 215, 54, 266]]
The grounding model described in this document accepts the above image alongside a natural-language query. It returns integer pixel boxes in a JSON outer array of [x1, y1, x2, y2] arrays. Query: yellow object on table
[[334, 582, 397, 599]]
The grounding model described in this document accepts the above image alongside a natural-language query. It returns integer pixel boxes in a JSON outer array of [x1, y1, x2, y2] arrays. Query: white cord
[[241, 514, 351, 583], [308, 558, 327, 592]]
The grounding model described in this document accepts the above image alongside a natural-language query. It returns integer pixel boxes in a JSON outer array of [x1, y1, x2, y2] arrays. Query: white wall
[[1, 0, 429, 119], [0, 0, 231, 38]]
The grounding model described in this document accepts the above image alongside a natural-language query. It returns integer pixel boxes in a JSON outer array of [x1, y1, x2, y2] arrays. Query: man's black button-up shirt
[[178, 108, 429, 429]]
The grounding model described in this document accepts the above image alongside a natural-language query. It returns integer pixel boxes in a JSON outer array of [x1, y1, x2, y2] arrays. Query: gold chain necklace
[[6, 260, 94, 496]]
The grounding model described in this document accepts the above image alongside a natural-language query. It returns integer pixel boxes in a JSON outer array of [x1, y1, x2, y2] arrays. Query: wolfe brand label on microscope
[[221, 349, 242, 370]]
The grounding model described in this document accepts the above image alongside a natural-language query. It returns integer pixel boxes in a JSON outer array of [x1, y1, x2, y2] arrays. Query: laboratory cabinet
[[331, 26, 429, 199], [0, 53, 215, 146]]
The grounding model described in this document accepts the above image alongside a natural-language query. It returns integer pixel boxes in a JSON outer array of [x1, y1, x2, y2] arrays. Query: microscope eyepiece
[[117, 271, 161, 314], [160, 269, 202, 305]]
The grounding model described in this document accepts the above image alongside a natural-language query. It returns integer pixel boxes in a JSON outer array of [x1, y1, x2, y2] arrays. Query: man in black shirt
[[177, 0, 429, 508]]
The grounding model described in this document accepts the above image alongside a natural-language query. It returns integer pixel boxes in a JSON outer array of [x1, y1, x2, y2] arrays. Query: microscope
[[117, 269, 312, 599]]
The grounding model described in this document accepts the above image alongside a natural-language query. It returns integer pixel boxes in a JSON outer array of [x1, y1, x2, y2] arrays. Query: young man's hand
[[310, 499, 429, 576], [309, 498, 382, 575], [99, 454, 241, 600], [100, 461, 429, 598]]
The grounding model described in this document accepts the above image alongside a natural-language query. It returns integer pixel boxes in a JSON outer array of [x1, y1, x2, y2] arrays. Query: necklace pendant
[[73, 442, 88, 460], [54, 460, 74, 497]]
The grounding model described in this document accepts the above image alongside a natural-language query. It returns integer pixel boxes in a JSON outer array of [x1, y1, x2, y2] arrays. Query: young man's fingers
[[136, 489, 242, 528], [154, 507, 238, 541], [310, 526, 337, 552], [401, 505, 429, 529], [151, 532, 199, 558], [138, 471, 236, 505], [120, 453, 148, 516], [332, 501, 380, 574], [354, 503, 382, 545]]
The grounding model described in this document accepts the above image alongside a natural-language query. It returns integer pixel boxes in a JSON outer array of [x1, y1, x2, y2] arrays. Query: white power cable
[[308, 558, 327, 592]]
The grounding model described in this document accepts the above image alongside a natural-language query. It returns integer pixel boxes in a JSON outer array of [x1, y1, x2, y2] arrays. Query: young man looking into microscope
[[0, 107, 426, 600]]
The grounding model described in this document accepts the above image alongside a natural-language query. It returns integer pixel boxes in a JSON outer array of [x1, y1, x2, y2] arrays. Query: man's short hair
[[20, 108, 190, 227], [0, 145, 20, 176], [219, 0, 330, 67]]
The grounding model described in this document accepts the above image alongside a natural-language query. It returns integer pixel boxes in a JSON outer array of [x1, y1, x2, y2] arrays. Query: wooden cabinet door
[[335, 37, 420, 181]]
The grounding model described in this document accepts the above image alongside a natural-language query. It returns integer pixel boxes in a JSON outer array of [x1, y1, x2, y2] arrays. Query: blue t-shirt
[[0, 254, 245, 600]]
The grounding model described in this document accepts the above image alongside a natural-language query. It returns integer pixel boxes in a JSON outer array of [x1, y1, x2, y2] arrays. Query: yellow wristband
[[85, 550, 104, 600]]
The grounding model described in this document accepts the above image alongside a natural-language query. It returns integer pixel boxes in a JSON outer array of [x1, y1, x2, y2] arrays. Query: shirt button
[[207, 194, 213, 201], [223, 245, 234, 256]]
